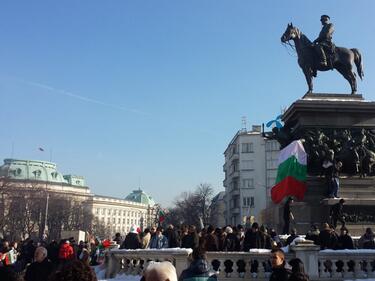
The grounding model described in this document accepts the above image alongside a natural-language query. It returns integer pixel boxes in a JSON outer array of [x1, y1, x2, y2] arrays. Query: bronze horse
[[281, 23, 364, 94]]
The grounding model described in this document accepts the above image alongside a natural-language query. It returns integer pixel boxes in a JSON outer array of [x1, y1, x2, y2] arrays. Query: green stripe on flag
[[275, 155, 307, 184]]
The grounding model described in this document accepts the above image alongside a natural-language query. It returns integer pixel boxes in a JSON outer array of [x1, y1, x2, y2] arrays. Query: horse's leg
[[335, 64, 357, 94], [302, 68, 313, 93]]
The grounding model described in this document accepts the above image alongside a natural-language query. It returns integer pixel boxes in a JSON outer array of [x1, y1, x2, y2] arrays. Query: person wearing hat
[[330, 199, 346, 229], [121, 226, 141, 249], [313, 15, 334, 67]]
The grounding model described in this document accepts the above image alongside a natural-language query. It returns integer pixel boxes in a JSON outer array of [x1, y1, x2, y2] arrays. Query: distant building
[[0, 158, 155, 239], [223, 126, 279, 226], [209, 191, 226, 227]]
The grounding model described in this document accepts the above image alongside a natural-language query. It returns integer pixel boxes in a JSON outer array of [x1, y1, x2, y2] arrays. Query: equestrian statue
[[281, 15, 364, 94]]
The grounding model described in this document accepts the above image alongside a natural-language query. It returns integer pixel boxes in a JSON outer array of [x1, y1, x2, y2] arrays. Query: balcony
[[231, 188, 240, 196]]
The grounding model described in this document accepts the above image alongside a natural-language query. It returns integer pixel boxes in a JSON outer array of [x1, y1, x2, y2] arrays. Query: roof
[[125, 189, 155, 206]]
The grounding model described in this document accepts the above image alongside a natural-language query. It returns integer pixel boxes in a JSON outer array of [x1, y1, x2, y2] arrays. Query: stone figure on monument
[[312, 15, 335, 68], [281, 17, 364, 94]]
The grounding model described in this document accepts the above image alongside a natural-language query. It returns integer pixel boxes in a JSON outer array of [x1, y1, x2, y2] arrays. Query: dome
[[0, 159, 86, 187], [125, 189, 155, 206]]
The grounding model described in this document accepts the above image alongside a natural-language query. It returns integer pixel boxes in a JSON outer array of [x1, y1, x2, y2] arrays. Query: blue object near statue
[[266, 114, 283, 128]]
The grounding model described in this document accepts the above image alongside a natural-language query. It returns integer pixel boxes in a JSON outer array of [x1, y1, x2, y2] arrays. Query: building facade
[[223, 126, 279, 226], [0, 159, 156, 239]]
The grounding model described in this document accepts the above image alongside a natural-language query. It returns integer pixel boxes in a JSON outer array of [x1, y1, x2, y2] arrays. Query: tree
[[165, 183, 214, 228]]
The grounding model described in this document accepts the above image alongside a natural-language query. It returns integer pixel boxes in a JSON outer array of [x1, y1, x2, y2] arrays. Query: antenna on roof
[[241, 116, 247, 132]]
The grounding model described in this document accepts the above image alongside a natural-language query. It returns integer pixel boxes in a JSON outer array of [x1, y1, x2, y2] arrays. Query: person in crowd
[[24, 246, 53, 281], [269, 228, 282, 248], [358, 227, 375, 249], [215, 228, 225, 251], [288, 258, 309, 281], [121, 226, 141, 249], [181, 225, 199, 249], [143, 261, 178, 281], [47, 240, 60, 268], [223, 226, 240, 251], [79, 248, 91, 266], [113, 233, 123, 246], [49, 260, 97, 281], [336, 227, 354, 249], [330, 199, 346, 229], [142, 228, 152, 249], [283, 197, 294, 234], [204, 225, 219, 252], [179, 247, 217, 281], [20, 239, 36, 266], [259, 225, 272, 249], [269, 249, 290, 281], [0, 266, 19, 281], [58, 240, 75, 267], [150, 226, 157, 238], [305, 225, 320, 245], [237, 225, 245, 251], [243, 222, 262, 251], [318, 223, 337, 250], [165, 224, 180, 248], [149, 227, 168, 249], [286, 228, 299, 246]]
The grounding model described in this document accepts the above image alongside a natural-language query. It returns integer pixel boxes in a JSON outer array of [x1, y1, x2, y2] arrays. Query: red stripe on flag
[[271, 176, 307, 204]]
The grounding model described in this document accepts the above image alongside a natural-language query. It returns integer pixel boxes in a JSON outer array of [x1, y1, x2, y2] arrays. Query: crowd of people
[[0, 222, 374, 281]]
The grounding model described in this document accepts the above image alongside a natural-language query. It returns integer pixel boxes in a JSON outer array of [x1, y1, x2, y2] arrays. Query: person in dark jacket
[[165, 224, 180, 248], [269, 249, 291, 281], [243, 223, 262, 251], [113, 233, 123, 246], [181, 225, 199, 249], [330, 199, 345, 229], [336, 227, 354, 249], [318, 223, 337, 250], [223, 226, 240, 251], [179, 248, 217, 281], [286, 228, 299, 246], [283, 197, 294, 234], [305, 225, 320, 245], [204, 225, 218, 252], [259, 225, 272, 249], [288, 258, 309, 281], [121, 226, 141, 249], [25, 246, 54, 281]]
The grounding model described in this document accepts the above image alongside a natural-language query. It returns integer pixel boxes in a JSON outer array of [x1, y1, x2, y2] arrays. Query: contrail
[[7, 76, 150, 116]]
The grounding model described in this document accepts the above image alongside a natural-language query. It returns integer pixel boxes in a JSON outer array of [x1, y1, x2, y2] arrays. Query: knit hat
[[225, 226, 233, 234]]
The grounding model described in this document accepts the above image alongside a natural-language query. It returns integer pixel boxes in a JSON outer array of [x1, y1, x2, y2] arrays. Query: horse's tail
[[351, 48, 364, 80]]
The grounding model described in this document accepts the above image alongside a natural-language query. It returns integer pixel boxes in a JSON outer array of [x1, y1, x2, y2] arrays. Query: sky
[[1, 1, 375, 207]]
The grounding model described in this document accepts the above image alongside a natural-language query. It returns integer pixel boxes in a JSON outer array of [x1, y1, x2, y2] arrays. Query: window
[[101, 209, 105, 215], [242, 179, 254, 188], [243, 197, 255, 207], [123, 218, 125, 224], [242, 143, 253, 153], [107, 217, 110, 224], [123, 210, 126, 216], [127, 219, 130, 224], [131, 219, 133, 224], [112, 218, 115, 223], [107, 209, 111, 215], [241, 160, 254, 170], [118, 218, 121, 224], [96, 208, 100, 215], [114, 210, 117, 216]]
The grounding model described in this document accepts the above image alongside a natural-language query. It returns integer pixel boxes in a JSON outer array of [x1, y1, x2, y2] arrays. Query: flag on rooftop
[[271, 140, 307, 204]]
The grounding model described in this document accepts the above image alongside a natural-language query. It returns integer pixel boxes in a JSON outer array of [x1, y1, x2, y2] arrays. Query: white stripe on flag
[[277, 140, 307, 166]]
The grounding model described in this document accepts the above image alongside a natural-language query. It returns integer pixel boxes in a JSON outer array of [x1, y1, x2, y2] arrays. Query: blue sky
[[1, 1, 374, 206]]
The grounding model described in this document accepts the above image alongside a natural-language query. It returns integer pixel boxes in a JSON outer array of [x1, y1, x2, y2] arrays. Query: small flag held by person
[[271, 140, 307, 204]]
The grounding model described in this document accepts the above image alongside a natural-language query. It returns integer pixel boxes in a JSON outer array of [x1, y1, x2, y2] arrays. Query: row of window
[[243, 196, 255, 207], [94, 208, 144, 217], [100, 217, 142, 225]]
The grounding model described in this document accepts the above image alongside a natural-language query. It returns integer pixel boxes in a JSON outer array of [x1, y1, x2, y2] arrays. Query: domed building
[[125, 189, 156, 206], [0, 158, 156, 239]]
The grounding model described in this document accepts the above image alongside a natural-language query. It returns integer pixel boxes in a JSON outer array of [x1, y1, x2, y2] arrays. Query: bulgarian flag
[[158, 210, 165, 223], [271, 140, 307, 204]]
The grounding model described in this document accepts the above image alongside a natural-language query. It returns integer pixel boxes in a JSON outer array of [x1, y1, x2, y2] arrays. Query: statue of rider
[[313, 15, 334, 67]]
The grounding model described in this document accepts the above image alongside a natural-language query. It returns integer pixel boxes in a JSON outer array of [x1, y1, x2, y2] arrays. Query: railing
[[103, 244, 375, 281], [318, 250, 375, 280]]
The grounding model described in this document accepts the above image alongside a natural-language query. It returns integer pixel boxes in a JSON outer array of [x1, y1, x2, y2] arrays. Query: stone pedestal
[[270, 94, 375, 236]]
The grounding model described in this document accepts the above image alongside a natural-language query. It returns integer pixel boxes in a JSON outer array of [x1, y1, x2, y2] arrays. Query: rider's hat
[[321, 15, 330, 20]]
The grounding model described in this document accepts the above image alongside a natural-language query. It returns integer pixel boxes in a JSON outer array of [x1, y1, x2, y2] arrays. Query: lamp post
[[43, 192, 49, 240]]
